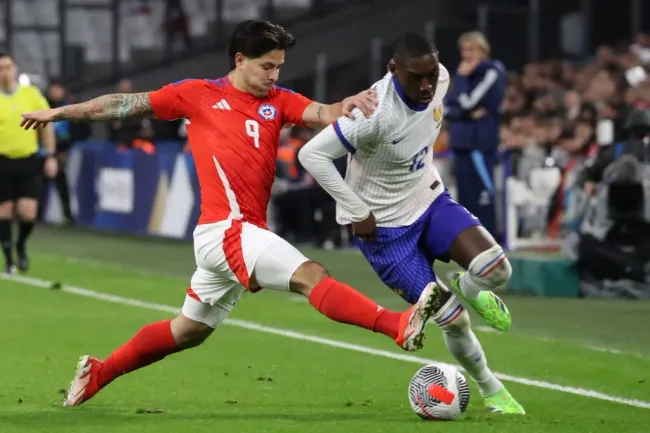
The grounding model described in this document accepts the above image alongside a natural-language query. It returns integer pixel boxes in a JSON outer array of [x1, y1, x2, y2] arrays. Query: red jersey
[[149, 77, 313, 228]]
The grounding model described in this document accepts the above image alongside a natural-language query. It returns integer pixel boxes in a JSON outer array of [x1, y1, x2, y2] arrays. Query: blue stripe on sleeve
[[333, 120, 356, 154]]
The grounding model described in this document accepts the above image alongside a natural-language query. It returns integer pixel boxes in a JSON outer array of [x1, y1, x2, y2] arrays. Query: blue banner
[[43, 142, 201, 240]]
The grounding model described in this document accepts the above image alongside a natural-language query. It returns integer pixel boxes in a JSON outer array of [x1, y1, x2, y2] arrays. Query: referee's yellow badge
[[433, 104, 443, 122]]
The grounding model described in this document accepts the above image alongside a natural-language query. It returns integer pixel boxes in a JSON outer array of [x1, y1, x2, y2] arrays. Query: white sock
[[442, 325, 503, 397], [431, 290, 503, 397], [458, 245, 509, 300], [458, 272, 484, 300]]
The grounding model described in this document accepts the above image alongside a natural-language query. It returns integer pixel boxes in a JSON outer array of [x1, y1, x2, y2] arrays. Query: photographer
[[574, 110, 650, 297], [578, 109, 650, 196]]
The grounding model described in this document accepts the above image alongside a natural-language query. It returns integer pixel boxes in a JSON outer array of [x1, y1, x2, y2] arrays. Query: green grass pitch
[[0, 225, 649, 433]]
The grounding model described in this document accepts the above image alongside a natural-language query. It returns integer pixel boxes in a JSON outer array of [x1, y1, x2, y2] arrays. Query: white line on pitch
[[52, 252, 646, 359], [2, 272, 649, 410]]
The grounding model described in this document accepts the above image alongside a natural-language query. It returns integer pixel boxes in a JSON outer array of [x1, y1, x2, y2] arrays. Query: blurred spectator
[[164, 0, 191, 52], [270, 125, 345, 248], [130, 120, 156, 154], [445, 31, 506, 239], [497, 35, 650, 245], [273, 126, 315, 244], [41, 81, 90, 223], [107, 79, 156, 153], [578, 109, 650, 195], [507, 47, 649, 149], [546, 122, 598, 237], [563, 90, 582, 122], [630, 32, 650, 65]]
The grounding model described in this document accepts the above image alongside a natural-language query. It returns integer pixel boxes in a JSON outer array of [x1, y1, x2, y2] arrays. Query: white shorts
[[181, 219, 309, 328]]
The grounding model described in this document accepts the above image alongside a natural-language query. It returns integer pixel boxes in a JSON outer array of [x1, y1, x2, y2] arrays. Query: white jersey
[[332, 67, 449, 227]]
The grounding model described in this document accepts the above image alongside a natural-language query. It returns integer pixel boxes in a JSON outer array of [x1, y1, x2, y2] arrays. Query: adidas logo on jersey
[[212, 99, 231, 110]]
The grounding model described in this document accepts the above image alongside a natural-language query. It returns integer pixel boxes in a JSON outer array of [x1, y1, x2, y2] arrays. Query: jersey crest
[[258, 104, 278, 121], [433, 104, 443, 122]]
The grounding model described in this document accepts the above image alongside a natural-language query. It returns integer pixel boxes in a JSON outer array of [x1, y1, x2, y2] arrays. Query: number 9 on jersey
[[246, 120, 260, 148]]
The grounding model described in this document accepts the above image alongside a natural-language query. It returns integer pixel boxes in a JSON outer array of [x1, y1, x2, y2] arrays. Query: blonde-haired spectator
[[444, 31, 507, 238]]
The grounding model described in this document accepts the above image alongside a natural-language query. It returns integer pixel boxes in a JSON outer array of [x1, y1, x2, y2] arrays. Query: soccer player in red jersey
[[21, 20, 441, 407]]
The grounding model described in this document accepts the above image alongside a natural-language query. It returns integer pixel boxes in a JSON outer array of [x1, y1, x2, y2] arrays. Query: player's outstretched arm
[[20, 92, 154, 130], [302, 89, 377, 128]]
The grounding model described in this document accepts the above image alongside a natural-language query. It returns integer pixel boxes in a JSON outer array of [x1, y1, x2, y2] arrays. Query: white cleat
[[396, 282, 440, 351], [63, 355, 103, 407]]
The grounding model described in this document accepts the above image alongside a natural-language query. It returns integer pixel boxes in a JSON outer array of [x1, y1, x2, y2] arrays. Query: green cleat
[[483, 388, 526, 414], [449, 272, 511, 332]]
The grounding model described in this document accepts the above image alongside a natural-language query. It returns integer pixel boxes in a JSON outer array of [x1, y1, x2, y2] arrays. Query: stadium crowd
[[495, 33, 650, 238]]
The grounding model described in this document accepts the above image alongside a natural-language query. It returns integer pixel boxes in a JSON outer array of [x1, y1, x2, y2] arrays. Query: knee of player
[[467, 245, 511, 289], [171, 314, 214, 349], [15, 200, 37, 221], [289, 260, 330, 297], [499, 257, 513, 284]]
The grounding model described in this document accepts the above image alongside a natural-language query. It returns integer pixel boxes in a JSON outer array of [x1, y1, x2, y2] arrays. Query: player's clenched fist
[[352, 212, 377, 241], [342, 89, 378, 119]]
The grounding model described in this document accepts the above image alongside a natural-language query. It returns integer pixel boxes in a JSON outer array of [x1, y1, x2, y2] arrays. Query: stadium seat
[[1, 0, 317, 80]]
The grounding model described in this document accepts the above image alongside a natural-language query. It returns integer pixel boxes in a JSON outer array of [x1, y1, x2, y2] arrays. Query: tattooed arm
[[20, 92, 155, 130], [302, 102, 335, 128], [301, 89, 378, 129], [59, 92, 154, 121]]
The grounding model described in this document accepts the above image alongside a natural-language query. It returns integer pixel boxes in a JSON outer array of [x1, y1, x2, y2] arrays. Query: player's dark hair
[[228, 20, 296, 62], [393, 33, 437, 63], [0, 51, 14, 61]]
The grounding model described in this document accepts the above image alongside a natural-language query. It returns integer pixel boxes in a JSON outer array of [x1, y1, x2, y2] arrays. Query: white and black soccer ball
[[408, 364, 470, 420]]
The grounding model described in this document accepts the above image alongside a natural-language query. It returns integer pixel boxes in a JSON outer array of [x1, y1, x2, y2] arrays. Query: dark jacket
[[445, 59, 506, 153]]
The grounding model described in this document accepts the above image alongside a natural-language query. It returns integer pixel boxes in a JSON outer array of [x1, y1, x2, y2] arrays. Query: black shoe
[[16, 251, 29, 272], [4, 263, 17, 275]]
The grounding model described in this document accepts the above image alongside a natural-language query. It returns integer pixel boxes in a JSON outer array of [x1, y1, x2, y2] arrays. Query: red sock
[[309, 277, 401, 340], [98, 319, 181, 387], [374, 309, 401, 340]]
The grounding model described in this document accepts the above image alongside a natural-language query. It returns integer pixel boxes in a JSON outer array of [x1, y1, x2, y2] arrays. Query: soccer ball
[[408, 364, 470, 420]]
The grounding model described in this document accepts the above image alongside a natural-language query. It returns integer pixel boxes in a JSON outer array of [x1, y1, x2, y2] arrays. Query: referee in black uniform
[[0, 52, 57, 274]]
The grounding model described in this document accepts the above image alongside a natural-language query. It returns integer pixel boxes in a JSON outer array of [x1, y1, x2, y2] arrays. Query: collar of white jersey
[[391, 76, 430, 112]]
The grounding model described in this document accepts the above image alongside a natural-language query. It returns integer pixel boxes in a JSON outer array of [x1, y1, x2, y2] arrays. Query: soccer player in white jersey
[[299, 33, 525, 414]]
